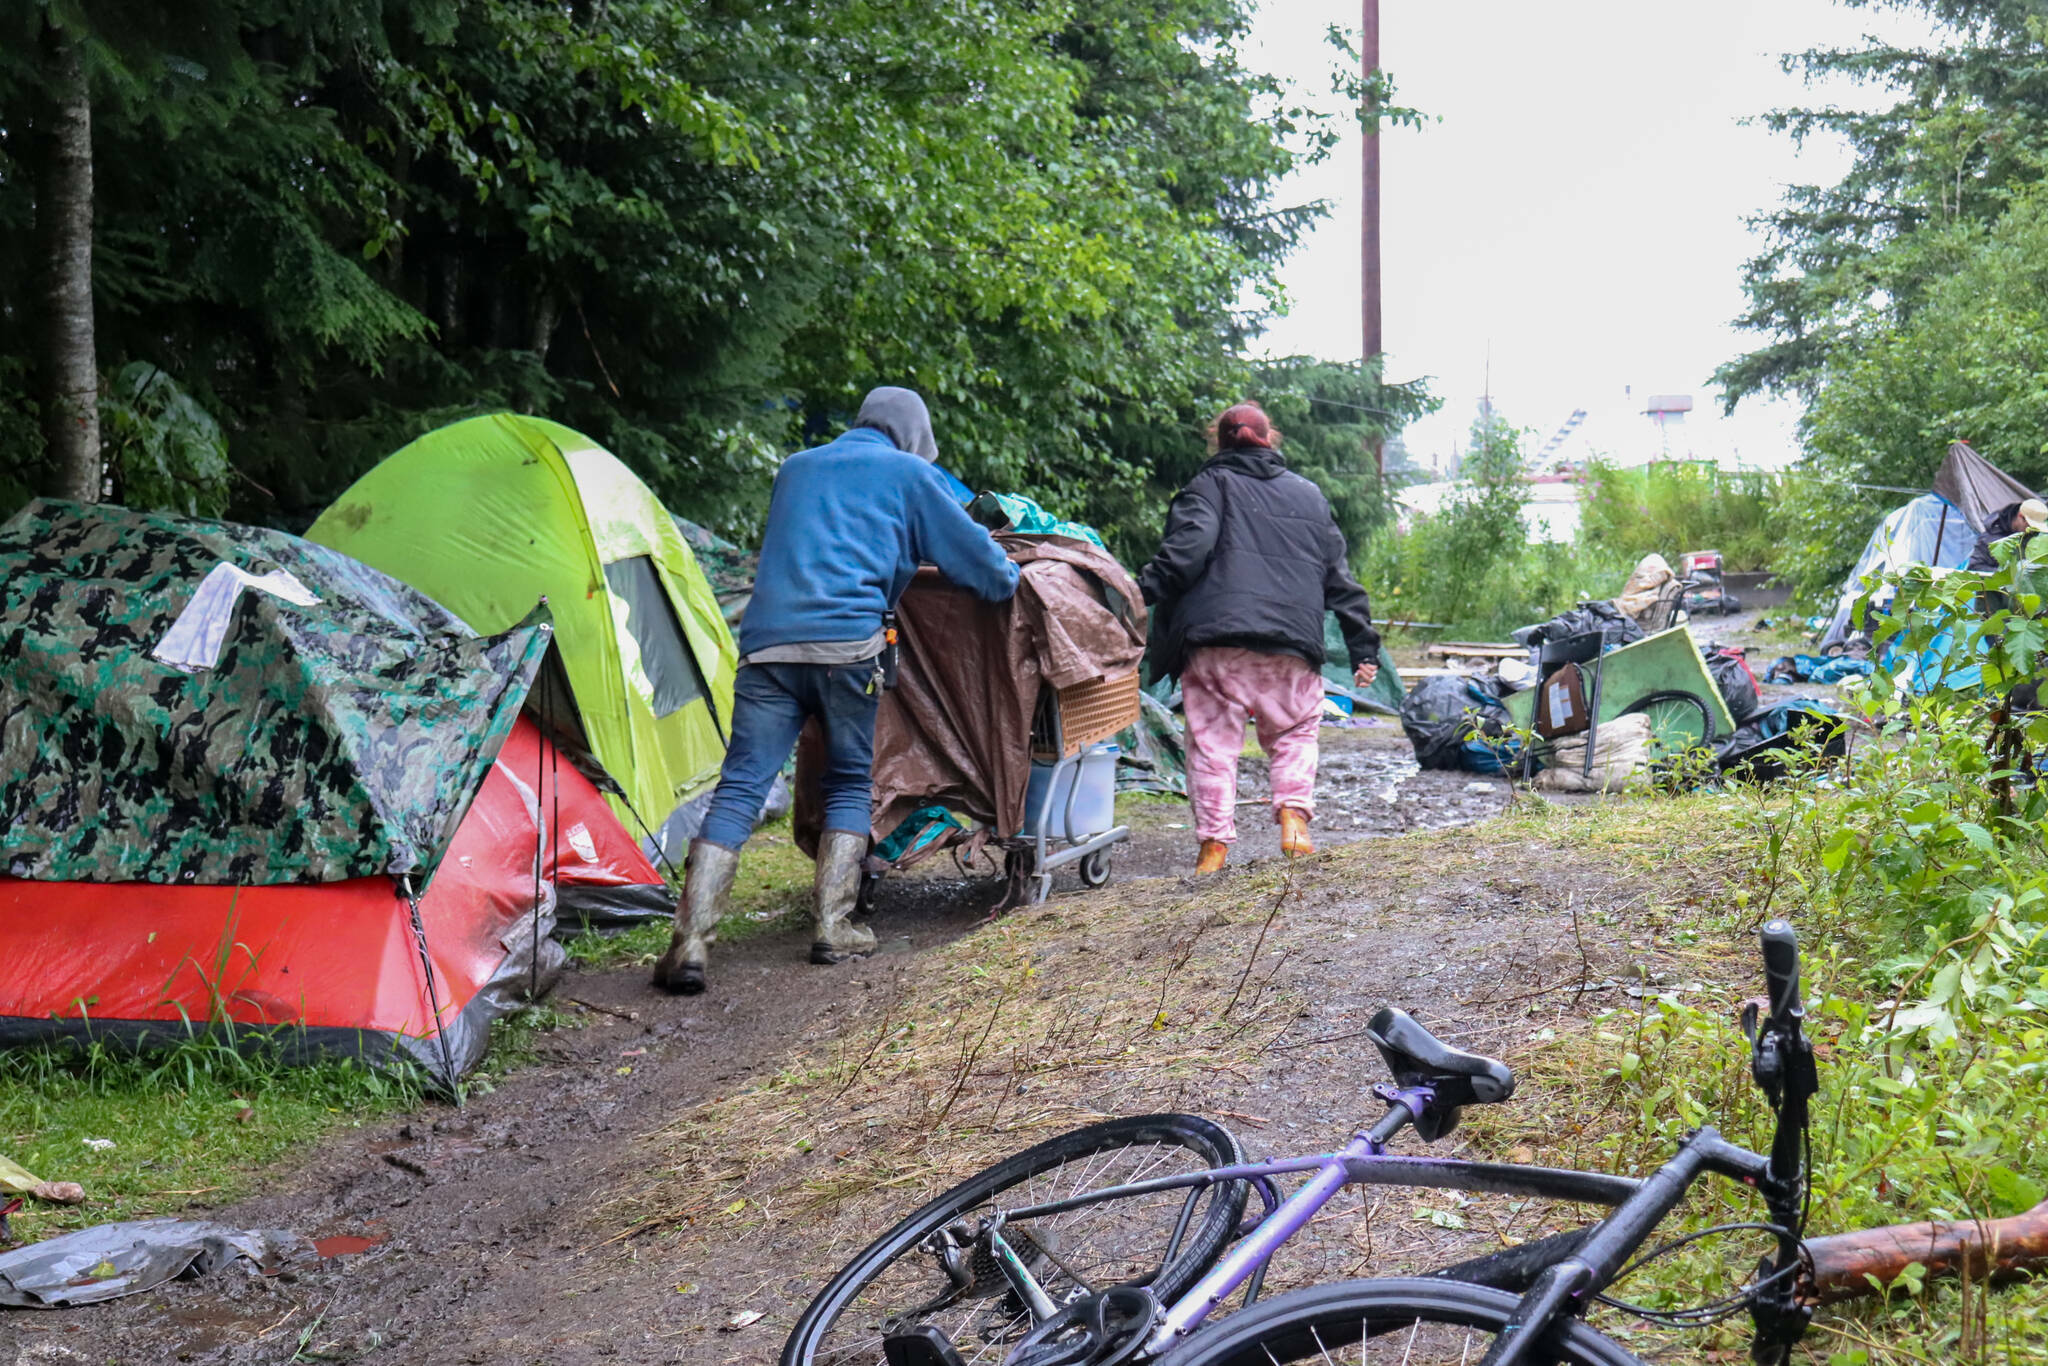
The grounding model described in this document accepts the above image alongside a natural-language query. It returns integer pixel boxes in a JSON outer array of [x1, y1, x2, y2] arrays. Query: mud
[[1111, 723, 1510, 878], [0, 719, 1659, 1366]]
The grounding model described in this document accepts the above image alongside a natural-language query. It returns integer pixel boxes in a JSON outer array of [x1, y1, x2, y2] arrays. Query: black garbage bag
[[1511, 600, 1646, 649], [1703, 647, 1761, 725], [1716, 699, 1847, 782], [1401, 673, 1518, 772]]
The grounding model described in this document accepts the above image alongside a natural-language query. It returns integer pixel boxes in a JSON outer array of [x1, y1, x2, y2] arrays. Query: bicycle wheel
[[1620, 689, 1716, 755], [782, 1113, 1248, 1366], [1155, 1278, 1644, 1366]]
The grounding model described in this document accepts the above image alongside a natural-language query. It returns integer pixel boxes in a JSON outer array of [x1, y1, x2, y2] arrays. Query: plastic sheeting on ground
[[1765, 654, 1875, 686], [1322, 612, 1405, 714], [0, 1220, 304, 1308]]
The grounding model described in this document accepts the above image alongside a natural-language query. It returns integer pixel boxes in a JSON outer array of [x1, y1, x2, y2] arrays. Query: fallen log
[[1807, 1199, 2048, 1303]]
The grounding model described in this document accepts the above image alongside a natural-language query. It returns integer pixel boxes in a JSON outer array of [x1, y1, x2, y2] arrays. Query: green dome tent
[[308, 414, 737, 859]]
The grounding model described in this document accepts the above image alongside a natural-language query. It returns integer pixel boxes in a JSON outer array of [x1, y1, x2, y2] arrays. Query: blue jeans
[[699, 660, 880, 850]]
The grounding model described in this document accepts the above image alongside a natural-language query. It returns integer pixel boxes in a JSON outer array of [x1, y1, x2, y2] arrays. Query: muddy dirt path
[[6, 730, 1573, 1366]]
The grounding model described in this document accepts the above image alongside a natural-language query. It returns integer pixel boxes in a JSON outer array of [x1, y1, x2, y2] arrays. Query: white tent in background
[[1819, 443, 2034, 648]]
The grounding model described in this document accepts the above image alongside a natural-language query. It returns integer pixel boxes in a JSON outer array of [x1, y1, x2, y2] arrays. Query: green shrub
[[1577, 459, 1780, 573]]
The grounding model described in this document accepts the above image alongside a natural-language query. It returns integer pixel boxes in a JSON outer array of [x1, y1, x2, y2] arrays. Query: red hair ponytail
[[1213, 402, 1277, 451]]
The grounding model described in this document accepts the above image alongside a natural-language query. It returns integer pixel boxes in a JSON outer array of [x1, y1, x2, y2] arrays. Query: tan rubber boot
[[652, 840, 740, 995], [1194, 839, 1228, 874], [1279, 808, 1314, 858], [810, 829, 878, 965]]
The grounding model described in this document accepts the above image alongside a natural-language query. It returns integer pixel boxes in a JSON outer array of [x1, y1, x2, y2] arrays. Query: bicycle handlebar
[[1760, 918, 1802, 1028]]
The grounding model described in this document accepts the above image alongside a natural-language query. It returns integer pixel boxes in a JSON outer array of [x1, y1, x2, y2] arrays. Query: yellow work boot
[[1279, 809, 1314, 858], [1194, 839, 1228, 874]]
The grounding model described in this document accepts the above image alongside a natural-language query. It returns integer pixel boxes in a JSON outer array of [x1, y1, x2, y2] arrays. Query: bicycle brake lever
[[1738, 997, 1764, 1044]]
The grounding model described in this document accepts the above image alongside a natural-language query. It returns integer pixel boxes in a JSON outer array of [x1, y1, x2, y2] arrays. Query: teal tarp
[[1323, 612, 1404, 715]]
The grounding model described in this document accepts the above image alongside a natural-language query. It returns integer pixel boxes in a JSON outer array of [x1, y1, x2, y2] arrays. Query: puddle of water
[[314, 1234, 385, 1258]]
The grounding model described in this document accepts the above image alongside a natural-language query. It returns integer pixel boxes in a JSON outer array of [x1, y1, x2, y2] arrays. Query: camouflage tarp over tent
[[0, 500, 549, 884], [0, 500, 578, 1085]]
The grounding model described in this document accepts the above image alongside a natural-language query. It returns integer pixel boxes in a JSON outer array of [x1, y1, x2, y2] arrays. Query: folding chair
[[1523, 629, 1611, 782]]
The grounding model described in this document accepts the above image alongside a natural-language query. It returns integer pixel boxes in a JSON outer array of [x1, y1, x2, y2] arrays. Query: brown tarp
[[795, 535, 1147, 854], [1933, 441, 2035, 534]]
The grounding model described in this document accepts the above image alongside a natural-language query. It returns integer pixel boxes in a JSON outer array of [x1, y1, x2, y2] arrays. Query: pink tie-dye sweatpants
[[1181, 645, 1323, 844]]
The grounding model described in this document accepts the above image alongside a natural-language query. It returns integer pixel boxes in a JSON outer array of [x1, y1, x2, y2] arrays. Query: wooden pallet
[[1425, 641, 1526, 660]]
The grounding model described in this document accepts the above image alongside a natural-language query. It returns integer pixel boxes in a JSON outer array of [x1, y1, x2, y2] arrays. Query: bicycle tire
[[781, 1113, 1248, 1366], [1154, 1277, 1644, 1366], [1619, 689, 1717, 749]]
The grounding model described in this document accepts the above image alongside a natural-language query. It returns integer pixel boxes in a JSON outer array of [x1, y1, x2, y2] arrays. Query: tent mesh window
[[603, 556, 709, 718]]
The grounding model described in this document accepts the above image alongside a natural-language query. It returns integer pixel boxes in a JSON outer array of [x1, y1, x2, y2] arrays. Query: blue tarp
[[1822, 493, 1974, 648]]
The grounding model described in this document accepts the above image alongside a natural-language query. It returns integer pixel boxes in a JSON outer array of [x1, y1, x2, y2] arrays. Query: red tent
[[500, 719, 674, 929], [0, 718, 667, 1085]]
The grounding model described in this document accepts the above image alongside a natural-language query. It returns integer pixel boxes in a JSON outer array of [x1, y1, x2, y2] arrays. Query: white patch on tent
[[564, 823, 598, 865], [151, 563, 321, 672]]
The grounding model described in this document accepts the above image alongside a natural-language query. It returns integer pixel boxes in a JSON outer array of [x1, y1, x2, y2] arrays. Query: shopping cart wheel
[[1079, 847, 1114, 888]]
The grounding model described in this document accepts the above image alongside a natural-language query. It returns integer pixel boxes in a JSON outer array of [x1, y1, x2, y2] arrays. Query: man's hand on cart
[[1354, 661, 1378, 687]]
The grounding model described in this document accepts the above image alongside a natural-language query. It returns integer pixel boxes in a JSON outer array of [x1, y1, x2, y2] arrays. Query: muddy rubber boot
[[652, 840, 740, 995], [810, 829, 878, 966], [1194, 839, 1228, 874], [1279, 808, 1314, 858]]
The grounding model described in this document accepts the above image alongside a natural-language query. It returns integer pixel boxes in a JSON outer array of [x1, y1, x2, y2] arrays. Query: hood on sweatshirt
[[854, 387, 940, 462]]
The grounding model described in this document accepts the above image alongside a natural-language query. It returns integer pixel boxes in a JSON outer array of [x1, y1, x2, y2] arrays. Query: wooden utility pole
[[1362, 0, 1384, 475]]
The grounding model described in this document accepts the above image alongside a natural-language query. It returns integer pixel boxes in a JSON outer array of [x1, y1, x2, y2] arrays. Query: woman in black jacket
[[1138, 403, 1380, 872]]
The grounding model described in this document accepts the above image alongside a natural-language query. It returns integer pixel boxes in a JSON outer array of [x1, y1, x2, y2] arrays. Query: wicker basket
[[1031, 670, 1141, 759]]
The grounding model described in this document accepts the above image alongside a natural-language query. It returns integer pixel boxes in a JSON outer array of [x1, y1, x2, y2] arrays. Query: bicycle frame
[[983, 1084, 1783, 1362], [961, 921, 1815, 1366]]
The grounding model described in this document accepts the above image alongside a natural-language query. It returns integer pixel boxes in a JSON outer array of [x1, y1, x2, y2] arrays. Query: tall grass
[[1360, 456, 1780, 640], [1362, 525, 1635, 639], [1, 1037, 424, 1239], [1577, 460, 1780, 572]]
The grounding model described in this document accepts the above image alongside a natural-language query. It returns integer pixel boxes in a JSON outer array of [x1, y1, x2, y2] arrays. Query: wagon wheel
[[1079, 846, 1114, 888]]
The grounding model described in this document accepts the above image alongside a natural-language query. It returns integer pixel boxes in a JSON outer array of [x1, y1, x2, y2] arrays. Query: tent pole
[[400, 874, 460, 1098], [1937, 501, 1950, 563], [532, 703, 545, 1000]]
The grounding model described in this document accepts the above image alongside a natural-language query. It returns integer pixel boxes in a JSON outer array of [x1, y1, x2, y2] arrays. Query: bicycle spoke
[[801, 1130, 1235, 1366]]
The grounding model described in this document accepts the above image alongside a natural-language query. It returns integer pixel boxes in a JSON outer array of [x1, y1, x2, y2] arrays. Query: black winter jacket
[[1137, 446, 1378, 681], [1969, 501, 2027, 573]]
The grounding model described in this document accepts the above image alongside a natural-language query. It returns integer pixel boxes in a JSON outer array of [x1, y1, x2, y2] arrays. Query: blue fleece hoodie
[[739, 427, 1020, 656]]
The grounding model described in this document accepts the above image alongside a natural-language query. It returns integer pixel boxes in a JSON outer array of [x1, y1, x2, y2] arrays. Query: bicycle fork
[[1471, 1127, 1777, 1366]]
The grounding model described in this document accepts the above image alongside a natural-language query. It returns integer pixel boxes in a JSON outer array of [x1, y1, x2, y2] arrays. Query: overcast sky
[[1242, 0, 1940, 473]]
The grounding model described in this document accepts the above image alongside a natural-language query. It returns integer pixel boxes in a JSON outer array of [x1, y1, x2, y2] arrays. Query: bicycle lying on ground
[[782, 920, 1819, 1366]]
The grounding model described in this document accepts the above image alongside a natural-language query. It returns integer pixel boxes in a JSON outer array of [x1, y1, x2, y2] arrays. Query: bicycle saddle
[[1366, 1007, 1516, 1141]]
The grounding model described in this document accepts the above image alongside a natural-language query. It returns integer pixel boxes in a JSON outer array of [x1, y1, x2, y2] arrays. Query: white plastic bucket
[[1022, 743, 1119, 840]]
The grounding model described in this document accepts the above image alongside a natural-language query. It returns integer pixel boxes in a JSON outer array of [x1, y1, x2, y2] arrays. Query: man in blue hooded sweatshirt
[[654, 387, 1020, 994]]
